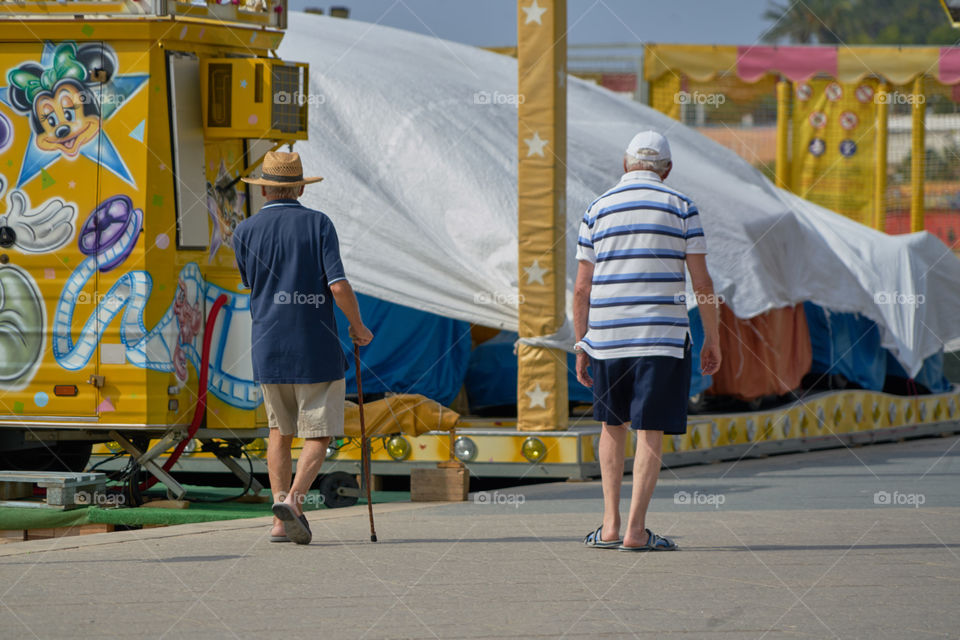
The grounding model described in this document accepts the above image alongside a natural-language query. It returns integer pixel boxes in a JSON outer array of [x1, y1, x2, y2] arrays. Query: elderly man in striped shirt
[[575, 130, 721, 551]]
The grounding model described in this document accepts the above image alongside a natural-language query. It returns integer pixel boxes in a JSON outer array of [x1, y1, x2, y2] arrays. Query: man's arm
[[330, 280, 373, 346], [686, 253, 721, 375], [574, 260, 594, 342], [573, 260, 594, 387]]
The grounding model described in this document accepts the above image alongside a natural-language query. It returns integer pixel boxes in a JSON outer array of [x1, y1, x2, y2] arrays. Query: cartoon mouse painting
[[6, 42, 116, 158]]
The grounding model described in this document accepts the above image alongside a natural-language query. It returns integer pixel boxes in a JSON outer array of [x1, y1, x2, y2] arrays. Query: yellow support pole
[[874, 82, 889, 232], [775, 79, 791, 190], [910, 75, 926, 233], [516, 0, 568, 431]]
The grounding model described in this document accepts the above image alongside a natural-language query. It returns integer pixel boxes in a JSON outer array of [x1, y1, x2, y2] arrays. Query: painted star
[[522, 0, 548, 25], [68, 181, 75, 189], [526, 383, 550, 409], [524, 259, 548, 285], [0, 41, 149, 188], [240, 79, 248, 88], [524, 131, 548, 157]]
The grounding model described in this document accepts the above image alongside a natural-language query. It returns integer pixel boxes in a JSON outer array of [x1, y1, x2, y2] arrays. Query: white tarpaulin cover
[[282, 13, 960, 377]]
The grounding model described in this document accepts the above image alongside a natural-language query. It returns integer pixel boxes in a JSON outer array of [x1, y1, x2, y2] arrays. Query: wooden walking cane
[[354, 343, 378, 542]]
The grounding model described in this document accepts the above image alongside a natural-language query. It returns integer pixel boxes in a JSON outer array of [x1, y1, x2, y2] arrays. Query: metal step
[[0, 471, 107, 510]]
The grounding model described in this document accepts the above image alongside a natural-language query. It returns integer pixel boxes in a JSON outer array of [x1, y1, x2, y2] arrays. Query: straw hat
[[241, 151, 323, 187]]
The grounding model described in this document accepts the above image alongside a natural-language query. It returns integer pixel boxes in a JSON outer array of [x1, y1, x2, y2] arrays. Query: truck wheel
[[0, 441, 93, 472], [317, 471, 359, 509]]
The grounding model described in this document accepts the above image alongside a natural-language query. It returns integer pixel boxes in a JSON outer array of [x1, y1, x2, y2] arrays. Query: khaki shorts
[[261, 379, 345, 439]]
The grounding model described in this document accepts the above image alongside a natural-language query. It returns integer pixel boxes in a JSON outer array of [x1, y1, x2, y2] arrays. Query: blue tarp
[[804, 302, 886, 390], [464, 308, 713, 413], [887, 352, 951, 393], [329, 294, 952, 414], [464, 332, 592, 410], [334, 293, 472, 406], [688, 306, 713, 398], [327, 293, 950, 412], [804, 302, 950, 393]]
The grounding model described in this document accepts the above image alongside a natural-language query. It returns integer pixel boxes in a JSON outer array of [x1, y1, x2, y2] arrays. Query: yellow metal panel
[[0, 21, 281, 51], [910, 75, 926, 233], [791, 78, 878, 226], [649, 73, 681, 119], [689, 422, 711, 449], [516, 344, 568, 431], [0, 39, 153, 421], [643, 44, 738, 83], [200, 58, 308, 141], [874, 83, 889, 231], [836, 47, 940, 85], [775, 80, 791, 190], [669, 431, 689, 452], [516, 0, 567, 431]]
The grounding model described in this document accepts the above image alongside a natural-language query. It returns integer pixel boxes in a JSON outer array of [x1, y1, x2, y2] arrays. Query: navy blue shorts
[[590, 342, 692, 434]]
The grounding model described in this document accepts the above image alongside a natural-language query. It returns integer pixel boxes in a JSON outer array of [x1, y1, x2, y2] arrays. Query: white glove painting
[[0, 188, 78, 254]]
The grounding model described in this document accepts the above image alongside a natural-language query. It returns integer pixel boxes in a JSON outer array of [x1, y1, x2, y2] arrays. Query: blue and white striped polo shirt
[[575, 170, 707, 360]]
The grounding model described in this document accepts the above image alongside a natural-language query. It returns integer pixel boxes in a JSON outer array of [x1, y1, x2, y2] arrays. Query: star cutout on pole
[[522, 0, 548, 25], [526, 383, 550, 409], [524, 259, 548, 285], [524, 131, 548, 157]]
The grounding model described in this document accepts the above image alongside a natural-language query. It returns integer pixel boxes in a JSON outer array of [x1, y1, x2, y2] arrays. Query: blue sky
[[288, 0, 774, 48]]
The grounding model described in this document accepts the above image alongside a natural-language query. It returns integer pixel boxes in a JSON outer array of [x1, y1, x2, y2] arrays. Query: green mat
[[0, 485, 409, 530]]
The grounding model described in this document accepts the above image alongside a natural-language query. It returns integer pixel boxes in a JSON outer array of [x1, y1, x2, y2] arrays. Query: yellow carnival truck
[[0, 0, 308, 492]]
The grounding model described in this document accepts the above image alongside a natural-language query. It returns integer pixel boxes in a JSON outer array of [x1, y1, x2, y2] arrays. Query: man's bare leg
[[622, 429, 663, 547], [283, 436, 331, 516], [267, 429, 294, 537], [599, 422, 628, 542]]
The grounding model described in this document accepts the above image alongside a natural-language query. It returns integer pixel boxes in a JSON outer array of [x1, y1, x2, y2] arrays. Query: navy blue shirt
[[233, 199, 348, 383]]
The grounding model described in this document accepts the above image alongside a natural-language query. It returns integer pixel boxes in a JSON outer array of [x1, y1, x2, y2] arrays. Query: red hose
[[139, 294, 228, 492]]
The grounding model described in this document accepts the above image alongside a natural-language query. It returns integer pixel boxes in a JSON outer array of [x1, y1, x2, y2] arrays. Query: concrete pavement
[[1, 435, 958, 639]]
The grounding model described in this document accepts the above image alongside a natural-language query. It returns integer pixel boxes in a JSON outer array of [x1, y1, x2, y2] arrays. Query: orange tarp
[[707, 304, 812, 401]]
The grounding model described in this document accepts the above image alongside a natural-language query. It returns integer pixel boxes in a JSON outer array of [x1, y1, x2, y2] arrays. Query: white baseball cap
[[626, 130, 671, 161]]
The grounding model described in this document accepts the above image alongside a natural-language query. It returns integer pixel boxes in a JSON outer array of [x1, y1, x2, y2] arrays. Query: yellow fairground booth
[[0, 0, 313, 496]]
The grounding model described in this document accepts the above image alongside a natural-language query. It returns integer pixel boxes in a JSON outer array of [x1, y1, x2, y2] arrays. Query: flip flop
[[583, 524, 622, 549], [269, 534, 290, 543], [618, 528, 678, 552], [271, 503, 312, 545]]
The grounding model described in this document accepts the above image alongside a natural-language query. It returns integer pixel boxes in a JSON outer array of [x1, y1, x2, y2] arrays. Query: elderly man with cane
[[233, 151, 373, 545], [575, 131, 721, 551]]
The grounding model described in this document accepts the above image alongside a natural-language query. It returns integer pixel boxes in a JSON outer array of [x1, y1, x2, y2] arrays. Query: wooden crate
[[26, 523, 115, 540], [410, 464, 468, 502], [0, 523, 115, 543], [0, 482, 32, 501]]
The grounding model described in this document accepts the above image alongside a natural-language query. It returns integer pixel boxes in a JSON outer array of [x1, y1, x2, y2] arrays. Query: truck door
[[0, 41, 108, 418]]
